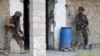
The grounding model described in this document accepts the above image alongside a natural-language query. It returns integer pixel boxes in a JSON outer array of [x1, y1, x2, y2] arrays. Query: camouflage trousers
[[4, 29, 24, 52], [74, 29, 88, 48]]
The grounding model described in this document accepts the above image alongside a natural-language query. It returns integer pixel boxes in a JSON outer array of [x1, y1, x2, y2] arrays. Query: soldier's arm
[[18, 20, 23, 34], [75, 15, 77, 23], [84, 15, 89, 25], [18, 21, 21, 29], [5, 17, 15, 27], [75, 15, 80, 24]]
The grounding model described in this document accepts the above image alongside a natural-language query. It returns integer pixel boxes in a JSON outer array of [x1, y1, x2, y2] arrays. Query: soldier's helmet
[[15, 11, 22, 17], [78, 7, 85, 11]]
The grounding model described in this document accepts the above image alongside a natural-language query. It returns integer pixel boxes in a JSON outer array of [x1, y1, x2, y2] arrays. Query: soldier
[[4, 11, 25, 54], [74, 7, 89, 49]]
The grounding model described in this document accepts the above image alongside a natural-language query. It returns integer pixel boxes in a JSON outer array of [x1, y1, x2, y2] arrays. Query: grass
[[77, 50, 100, 56]]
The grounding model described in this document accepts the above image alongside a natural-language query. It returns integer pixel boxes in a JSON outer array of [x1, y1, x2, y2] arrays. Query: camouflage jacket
[[75, 13, 89, 30]]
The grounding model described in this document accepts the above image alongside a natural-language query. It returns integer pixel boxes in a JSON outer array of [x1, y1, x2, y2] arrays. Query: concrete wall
[[66, 0, 100, 45], [30, 0, 46, 56], [0, 0, 9, 49]]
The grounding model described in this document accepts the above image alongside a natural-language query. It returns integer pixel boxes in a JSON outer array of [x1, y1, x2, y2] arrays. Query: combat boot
[[4, 47, 10, 55], [20, 47, 25, 54], [4, 49, 10, 55]]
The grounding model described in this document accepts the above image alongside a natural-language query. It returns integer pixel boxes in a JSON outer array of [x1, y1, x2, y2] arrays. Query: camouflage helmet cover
[[78, 7, 85, 11], [15, 11, 22, 16]]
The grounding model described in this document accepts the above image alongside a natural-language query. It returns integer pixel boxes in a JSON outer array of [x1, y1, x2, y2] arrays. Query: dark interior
[[46, 0, 55, 50], [46, 0, 49, 50], [24, 0, 30, 50]]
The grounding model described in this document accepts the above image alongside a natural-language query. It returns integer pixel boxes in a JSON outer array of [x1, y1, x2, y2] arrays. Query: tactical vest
[[75, 14, 88, 30], [6, 16, 20, 31], [12, 16, 20, 32]]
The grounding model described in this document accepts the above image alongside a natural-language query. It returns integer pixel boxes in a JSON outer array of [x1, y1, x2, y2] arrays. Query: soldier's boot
[[4, 47, 10, 55], [20, 47, 25, 54], [84, 39, 88, 49], [84, 45, 88, 50], [4, 50, 9, 55], [71, 44, 75, 51]]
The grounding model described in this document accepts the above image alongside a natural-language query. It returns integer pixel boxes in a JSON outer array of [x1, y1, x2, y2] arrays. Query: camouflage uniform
[[4, 11, 25, 54], [74, 13, 89, 48], [4, 28, 24, 53]]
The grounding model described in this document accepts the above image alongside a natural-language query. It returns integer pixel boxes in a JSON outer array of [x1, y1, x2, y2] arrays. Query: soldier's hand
[[10, 24, 15, 27]]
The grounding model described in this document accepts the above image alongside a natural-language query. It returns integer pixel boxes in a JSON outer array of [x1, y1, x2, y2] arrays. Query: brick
[[33, 17, 41, 23], [38, 24, 45, 30], [93, 7, 98, 11], [66, 1, 71, 5], [33, 4, 38, 10], [97, 7, 100, 11], [33, 10, 37, 16], [91, 2, 95, 6], [96, 2, 100, 6], [33, 23, 39, 29], [86, 1, 91, 6], [33, 0, 38, 3], [39, 18, 45, 24], [33, 3, 45, 11], [37, 10, 45, 17], [71, 2, 76, 6], [33, 30, 41, 36], [38, 0, 45, 4]]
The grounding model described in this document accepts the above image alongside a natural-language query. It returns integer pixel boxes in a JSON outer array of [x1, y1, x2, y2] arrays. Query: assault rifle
[[80, 21, 90, 35], [15, 28, 25, 40]]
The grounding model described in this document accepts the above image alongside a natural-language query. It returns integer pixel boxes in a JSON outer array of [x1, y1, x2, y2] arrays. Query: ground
[[0, 50, 31, 56], [46, 48, 100, 56], [0, 53, 31, 56], [47, 50, 76, 56], [0, 48, 100, 56]]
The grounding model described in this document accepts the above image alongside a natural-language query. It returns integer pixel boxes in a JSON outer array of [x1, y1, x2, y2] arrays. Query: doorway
[[24, 0, 30, 50], [46, 0, 55, 50]]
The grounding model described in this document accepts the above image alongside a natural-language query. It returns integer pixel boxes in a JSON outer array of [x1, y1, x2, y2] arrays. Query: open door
[[24, 0, 30, 50], [46, 0, 55, 50]]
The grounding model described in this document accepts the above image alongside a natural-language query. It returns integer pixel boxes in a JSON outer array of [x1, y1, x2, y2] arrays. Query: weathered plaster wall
[[0, 0, 9, 49]]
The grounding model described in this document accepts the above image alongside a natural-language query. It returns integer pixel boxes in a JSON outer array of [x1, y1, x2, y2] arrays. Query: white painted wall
[[10, 0, 24, 31], [54, 0, 67, 50]]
